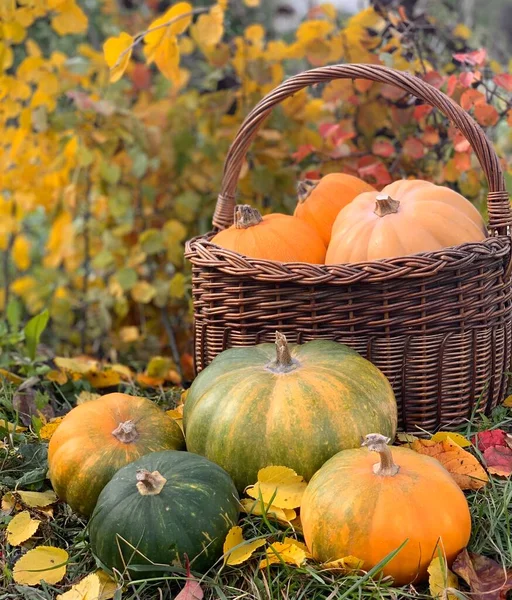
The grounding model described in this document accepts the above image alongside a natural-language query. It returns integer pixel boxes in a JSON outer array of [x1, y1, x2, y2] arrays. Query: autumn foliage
[[2, 1, 512, 375]]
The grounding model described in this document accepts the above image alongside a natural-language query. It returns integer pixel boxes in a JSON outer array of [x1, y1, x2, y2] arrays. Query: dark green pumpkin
[[89, 451, 239, 575], [184, 333, 397, 491]]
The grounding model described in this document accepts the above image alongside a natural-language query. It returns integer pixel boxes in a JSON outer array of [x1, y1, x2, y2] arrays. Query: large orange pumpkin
[[294, 173, 375, 245], [301, 433, 472, 585], [48, 393, 185, 516], [211, 204, 326, 263], [326, 179, 487, 263]]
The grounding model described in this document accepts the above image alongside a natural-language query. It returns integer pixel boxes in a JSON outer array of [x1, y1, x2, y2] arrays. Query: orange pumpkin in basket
[[326, 179, 487, 263], [295, 173, 375, 245], [211, 204, 326, 263]]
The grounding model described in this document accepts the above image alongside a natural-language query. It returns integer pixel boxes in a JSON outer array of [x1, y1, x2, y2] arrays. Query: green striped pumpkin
[[89, 451, 239, 575], [184, 334, 397, 491]]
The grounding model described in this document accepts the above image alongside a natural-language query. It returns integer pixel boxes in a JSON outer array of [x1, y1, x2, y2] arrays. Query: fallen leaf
[[430, 431, 472, 448], [323, 556, 364, 572], [0, 419, 27, 433], [411, 437, 488, 490], [86, 369, 121, 388], [1, 492, 16, 513], [223, 526, 266, 566], [17, 490, 58, 508], [473, 429, 509, 451], [428, 556, 459, 599], [7, 511, 41, 546], [13, 546, 68, 585], [45, 370, 68, 385], [56, 571, 117, 600], [0, 368, 24, 385], [259, 538, 307, 569], [39, 417, 64, 440], [13, 378, 54, 426], [453, 549, 512, 600], [483, 445, 512, 477], [175, 555, 204, 600], [240, 498, 296, 523], [503, 395, 512, 407], [246, 466, 307, 510], [76, 391, 101, 405]]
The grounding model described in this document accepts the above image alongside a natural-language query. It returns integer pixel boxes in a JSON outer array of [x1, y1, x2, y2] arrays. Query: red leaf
[[403, 137, 424, 160], [474, 103, 499, 127], [380, 84, 407, 101], [453, 131, 471, 153], [423, 71, 446, 89], [446, 74, 458, 97], [473, 429, 508, 451], [453, 48, 487, 66], [413, 105, 433, 120], [483, 445, 512, 477], [459, 71, 475, 88], [453, 549, 512, 600], [358, 161, 392, 186], [130, 63, 152, 90], [494, 73, 512, 92], [508, 109, 512, 127], [460, 89, 486, 111], [354, 79, 373, 94], [292, 145, 315, 162], [454, 152, 471, 172], [319, 123, 341, 139], [421, 126, 440, 146], [372, 139, 395, 158], [176, 556, 204, 600]]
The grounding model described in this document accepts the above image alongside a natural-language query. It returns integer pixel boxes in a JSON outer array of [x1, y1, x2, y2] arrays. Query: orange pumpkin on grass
[[326, 179, 487, 263], [211, 204, 326, 263], [295, 173, 375, 245], [301, 433, 471, 585]]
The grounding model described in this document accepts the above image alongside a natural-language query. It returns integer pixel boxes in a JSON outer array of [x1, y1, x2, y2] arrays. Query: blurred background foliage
[[1, 0, 512, 382]]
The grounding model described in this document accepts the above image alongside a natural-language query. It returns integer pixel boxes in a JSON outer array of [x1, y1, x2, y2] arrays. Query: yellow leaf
[[397, 432, 419, 444], [223, 526, 266, 566], [240, 498, 296, 523], [428, 556, 459, 599], [55, 356, 95, 375], [13, 546, 68, 585], [323, 556, 364, 572], [193, 5, 224, 48], [411, 438, 488, 490], [0, 368, 24, 385], [76, 391, 101, 405], [7, 511, 40, 546], [12, 235, 31, 271], [503, 394, 512, 407], [166, 405, 184, 432], [46, 370, 68, 385], [119, 326, 139, 343], [56, 570, 117, 600], [169, 273, 186, 298], [0, 41, 14, 71], [154, 36, 180, 83], [244, 0, 260, 6], [131, 281, 157, 304], [259, 538, 307, 569], [39, 417, 65, 441], [86, 369, 121, 388], [103, 32, 133, 83], [0, 418, 26, 433], [430, 432, 472, 448], [246, 466, 307, 509], [51, 1, 88, 36], [453, 23, 472, 40], [110, 364, 132, 379], [144, 2, 192, 62], [17, 490, 58, 508]]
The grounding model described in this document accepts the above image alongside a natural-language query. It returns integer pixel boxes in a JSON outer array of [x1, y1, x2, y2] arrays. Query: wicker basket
[[185, 64, 512, 432]]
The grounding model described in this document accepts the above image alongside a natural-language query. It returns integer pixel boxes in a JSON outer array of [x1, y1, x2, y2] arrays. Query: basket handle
[[213, 64, 510, 235]]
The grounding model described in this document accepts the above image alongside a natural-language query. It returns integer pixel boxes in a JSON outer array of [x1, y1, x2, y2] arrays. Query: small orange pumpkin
[[294, 173, 375, 245], [326, 179, 487, 263], [301, 433, 471, 585], [211, 204, 326, 263]]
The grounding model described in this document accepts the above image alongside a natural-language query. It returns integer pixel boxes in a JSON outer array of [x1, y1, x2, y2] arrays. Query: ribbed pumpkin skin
[[294, 174, 375, 245], [183, 340, 397, 491], [48, 393, 185, 516], [89, 451, 239, 575], [211, 213, 326, 263], [301, 445, 471, 585], [326, 179, 487, 263]]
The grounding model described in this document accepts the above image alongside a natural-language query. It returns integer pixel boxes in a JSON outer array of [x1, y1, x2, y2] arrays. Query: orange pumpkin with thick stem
[[211, 204, 326, 263], [294, 173, 375, 245], [300, 433, 472, 585], [326, 179, 487, 263], [48, 393, 185, 516]]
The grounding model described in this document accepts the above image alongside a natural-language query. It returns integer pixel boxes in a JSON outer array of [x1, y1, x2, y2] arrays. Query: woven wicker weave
[[185, 64, 512, 432]]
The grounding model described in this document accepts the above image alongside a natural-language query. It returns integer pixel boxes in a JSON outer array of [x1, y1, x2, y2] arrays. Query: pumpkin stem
[[374, 194, 400, 217], [297, 179, 319, 204], [234, 205, 263, 229], [266, 331, 299, 374], [362, 433, 400, 476], [112, 420, 139, 444], [136, 469, 167, 496]]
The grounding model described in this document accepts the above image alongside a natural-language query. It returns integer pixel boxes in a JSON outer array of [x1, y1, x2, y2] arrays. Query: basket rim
[[185, 233, 511, 285]]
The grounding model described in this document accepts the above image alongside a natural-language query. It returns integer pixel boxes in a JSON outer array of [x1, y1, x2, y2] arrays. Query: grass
[[1, 378, 511, 600]]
